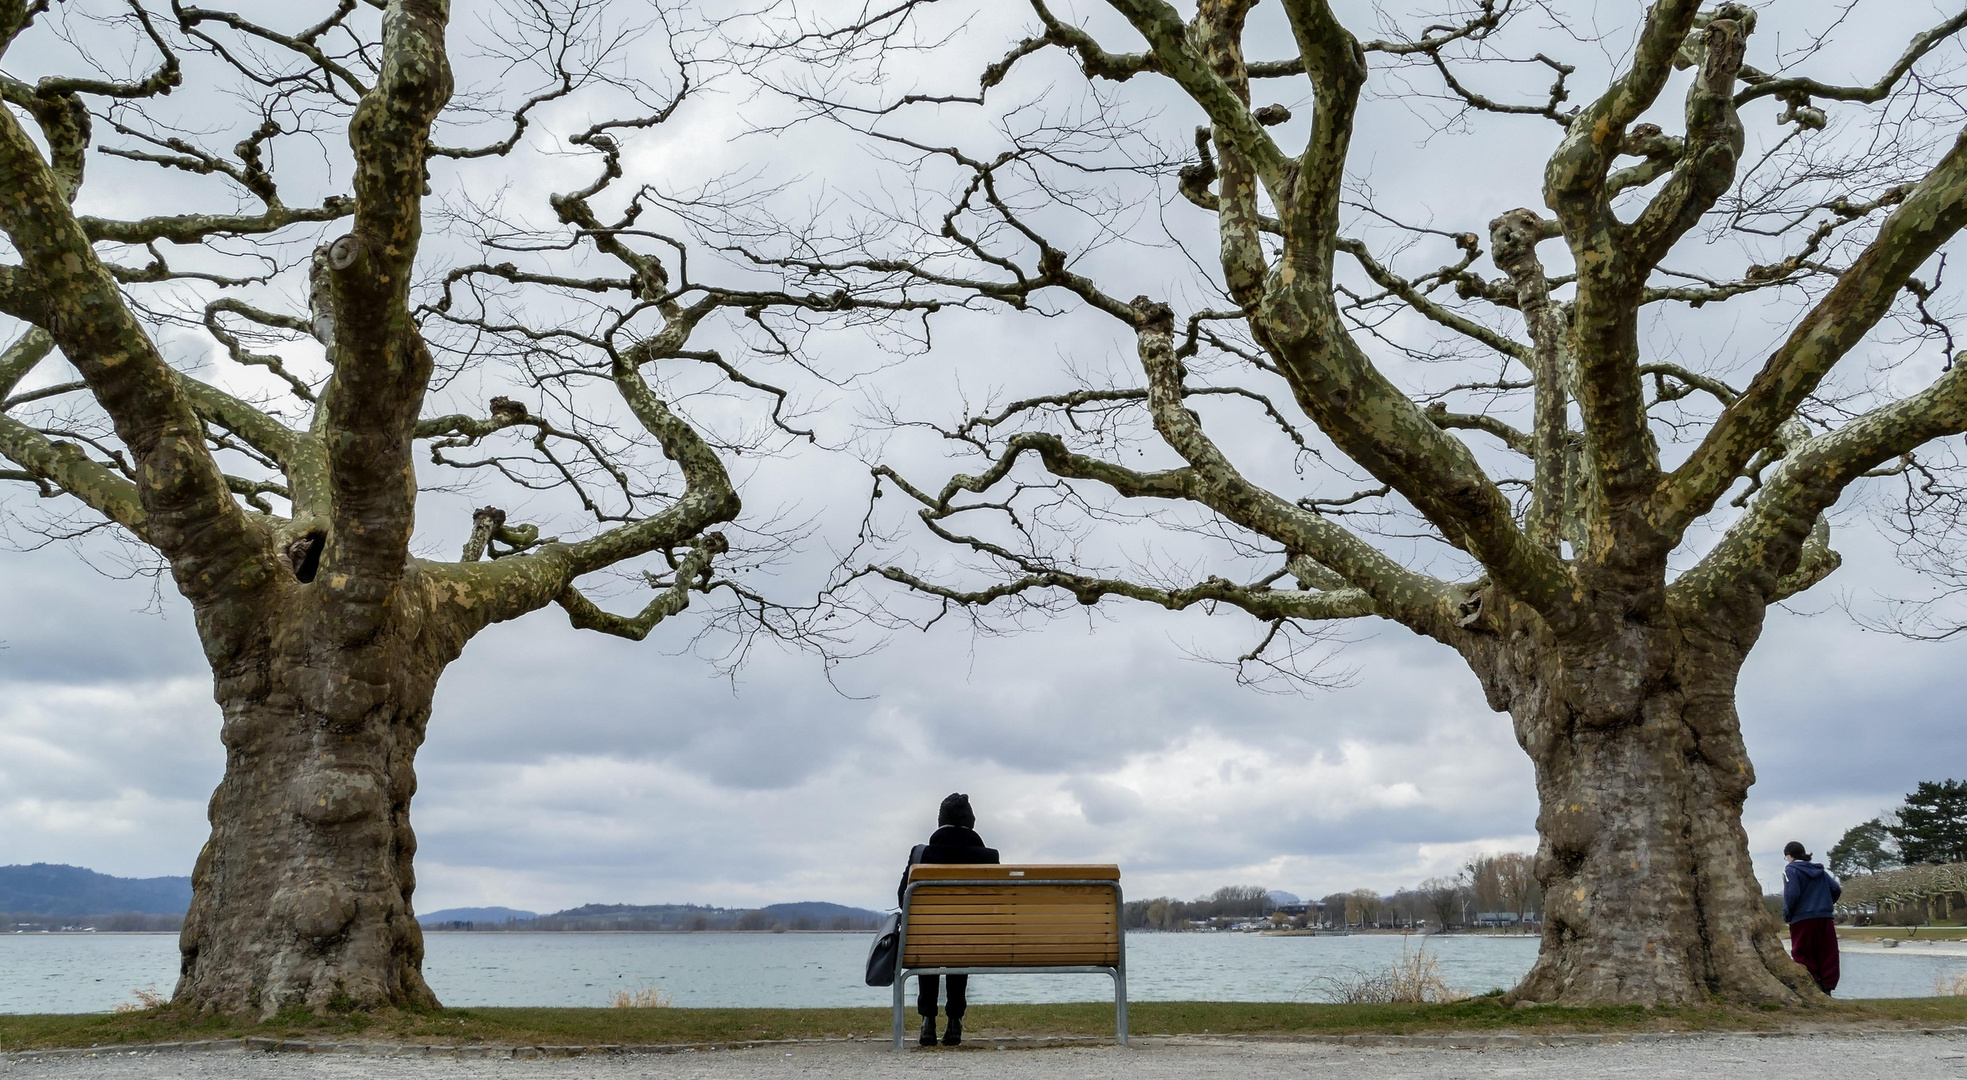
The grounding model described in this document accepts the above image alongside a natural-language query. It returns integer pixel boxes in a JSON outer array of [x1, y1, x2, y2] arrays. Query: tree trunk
[[175, 578, 461, 1017], [1475, 611, 1819, 1004]]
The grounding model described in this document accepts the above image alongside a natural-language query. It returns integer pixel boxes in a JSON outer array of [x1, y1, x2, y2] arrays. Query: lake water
[[4, 932, 1962, 1014]]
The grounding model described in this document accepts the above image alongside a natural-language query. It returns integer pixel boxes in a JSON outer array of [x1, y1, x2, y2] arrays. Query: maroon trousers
[[1789, 916, 1840, 993]]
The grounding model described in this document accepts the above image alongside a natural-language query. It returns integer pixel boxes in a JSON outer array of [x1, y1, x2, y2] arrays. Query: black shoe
[[919, 1019, 937, 1046], [942, 1018, 963, 1047]]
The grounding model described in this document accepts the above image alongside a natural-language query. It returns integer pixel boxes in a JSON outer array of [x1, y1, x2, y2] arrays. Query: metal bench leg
[[892, 971, 906, 1050], [1113, 969, 1128, 1046]]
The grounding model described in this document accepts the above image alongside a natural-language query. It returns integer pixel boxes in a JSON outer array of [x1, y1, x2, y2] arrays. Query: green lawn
[[5, 997, 1967, 1051]]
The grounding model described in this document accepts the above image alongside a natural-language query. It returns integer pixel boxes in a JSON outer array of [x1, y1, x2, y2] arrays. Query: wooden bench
[[892, 863, 1126, 1048]]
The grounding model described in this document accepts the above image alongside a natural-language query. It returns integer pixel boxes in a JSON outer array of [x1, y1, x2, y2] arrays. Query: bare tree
[[799, 0, 1967, 1004], [1419, 875, 1464, 930], [0, 0, 893, 1016]]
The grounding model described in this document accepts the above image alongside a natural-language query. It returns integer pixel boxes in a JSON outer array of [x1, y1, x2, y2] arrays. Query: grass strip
[[5, 996, 1967, 1051]]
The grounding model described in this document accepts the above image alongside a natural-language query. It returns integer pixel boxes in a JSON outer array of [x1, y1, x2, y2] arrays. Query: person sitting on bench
[[897, 793, 999, 1046]]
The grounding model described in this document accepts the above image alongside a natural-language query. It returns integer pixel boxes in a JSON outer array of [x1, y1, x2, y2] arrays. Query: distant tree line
[[4, 912, 183, 932], [1827, 779, 1967, 927], [1123, 885, 1275, 930], [1122, 854, 1544, 932], [426, 903, 883, 933], [1830, 780, 1967, 876]]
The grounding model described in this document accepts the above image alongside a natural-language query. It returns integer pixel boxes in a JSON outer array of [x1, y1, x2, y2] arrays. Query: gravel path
[[6, 1033, 1967, 1079]]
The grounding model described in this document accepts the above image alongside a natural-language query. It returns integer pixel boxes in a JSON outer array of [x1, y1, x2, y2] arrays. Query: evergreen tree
[[1890, 781, 1967, 865], [1828, 818, 1901, 876]]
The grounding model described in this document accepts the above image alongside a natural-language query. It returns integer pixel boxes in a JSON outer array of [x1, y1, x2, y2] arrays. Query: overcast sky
[[3, 0, 1966, 917]]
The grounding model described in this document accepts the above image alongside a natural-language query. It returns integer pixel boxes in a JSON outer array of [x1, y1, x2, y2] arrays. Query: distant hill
[[0, 864, 190, 916], [424, 900, 886, 932], [760, 901, 884, 924], [4, 864, 884, 932], [417, 907, 538, 926]]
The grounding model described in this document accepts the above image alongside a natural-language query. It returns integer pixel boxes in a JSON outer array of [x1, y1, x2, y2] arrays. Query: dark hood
[[1790, 860, 1829, 879]]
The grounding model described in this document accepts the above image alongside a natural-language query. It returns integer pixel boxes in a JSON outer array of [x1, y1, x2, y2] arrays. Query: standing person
[[898, 793, 998, 1047], [1782, 840, 1843, 994]]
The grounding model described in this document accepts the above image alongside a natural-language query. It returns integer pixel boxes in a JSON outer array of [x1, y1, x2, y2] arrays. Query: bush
[[1312, 938, 1466, 1004], [610, 986, 672, 1008], [111, 988, 167, 1014]]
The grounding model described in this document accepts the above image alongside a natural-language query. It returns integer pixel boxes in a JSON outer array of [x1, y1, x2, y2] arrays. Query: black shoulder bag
[[864, 912, 901, 987]]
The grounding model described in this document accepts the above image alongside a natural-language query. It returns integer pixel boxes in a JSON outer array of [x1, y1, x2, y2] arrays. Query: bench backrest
[[901, 864, 1121, 968]]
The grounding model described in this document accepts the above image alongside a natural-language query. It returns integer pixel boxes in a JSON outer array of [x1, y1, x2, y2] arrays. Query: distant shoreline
[[5, 929, 883, 937]]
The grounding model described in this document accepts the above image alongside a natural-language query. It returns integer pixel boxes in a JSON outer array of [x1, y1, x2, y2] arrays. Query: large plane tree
[[0, 0, 873, 1015], [815, 0, 1967, 1004]]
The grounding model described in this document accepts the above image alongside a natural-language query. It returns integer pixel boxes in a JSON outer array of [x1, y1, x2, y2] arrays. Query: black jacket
[[897, 826, 999, 908]]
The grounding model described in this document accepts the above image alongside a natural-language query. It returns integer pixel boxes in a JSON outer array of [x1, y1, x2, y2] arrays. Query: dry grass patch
[[609, 986, 672, 1009], [1314, 938, 1466, 1004]]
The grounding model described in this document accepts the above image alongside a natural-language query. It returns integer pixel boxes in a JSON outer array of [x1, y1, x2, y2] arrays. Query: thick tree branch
[[1674, 359, 1967, 611], [1735, 9, 1967, 108], [317, 0, 454, 620], [1131, 299, 1485, 638], [1489, 208, 1569, 548], [0, 96, 275, 617], [81, 198, 352, 246], [1274, 0, 1367, 270], [1623, 14, 1747, 269], [430, 351, 741, 633], [556, 534, 726, 641], [1545, 0, 1703, 217], [877, 417, 1455, 637], [1659, 129, 1967, 538], [1102, 0, 1292, 199], [0, 328, 150, 534], [871, 561, 1377, 624], [1427, 403, 1532, 455]]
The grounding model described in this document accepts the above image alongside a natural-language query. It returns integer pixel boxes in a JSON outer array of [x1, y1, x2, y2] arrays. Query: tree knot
[[1487, 208, 1558, 272], [1130, 296, 1175, 334], [489, 397, 528, 424], [1253, 104, 1292, 127], [326, 233, 366, 272]]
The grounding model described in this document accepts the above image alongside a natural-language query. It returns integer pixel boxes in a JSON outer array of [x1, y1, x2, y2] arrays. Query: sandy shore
[[6, 1032, 1967, 1079], [1840, 938, 1967, 957]]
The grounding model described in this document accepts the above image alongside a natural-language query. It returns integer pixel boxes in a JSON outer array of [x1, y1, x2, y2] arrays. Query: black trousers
[[916, 973, 967, 1019]]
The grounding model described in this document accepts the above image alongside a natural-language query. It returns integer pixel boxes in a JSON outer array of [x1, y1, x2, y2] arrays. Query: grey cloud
[[5, 0, 1966, 918]]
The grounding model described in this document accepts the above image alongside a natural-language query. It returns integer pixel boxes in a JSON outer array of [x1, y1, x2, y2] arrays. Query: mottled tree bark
[[175, 568, 476, 1014], [1465, 597, 1810, 1003]]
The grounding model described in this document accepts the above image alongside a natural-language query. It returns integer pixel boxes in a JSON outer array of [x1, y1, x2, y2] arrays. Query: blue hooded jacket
[[1782, 859, 1842, 923]]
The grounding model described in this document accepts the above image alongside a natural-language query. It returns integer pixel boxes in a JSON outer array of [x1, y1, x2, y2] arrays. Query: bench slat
[[904, 947, 1119, 965], [906, 904, 1116, 916], [908, 890, 1115, 904], [905, 864, 1119, 882], [912, 916, 1117, 924], [905, 935, 1117, 945], [906, 923, 1118, 935], [908, 945, 1117, 952], [909, 887, 1115, 899], [908, 924, 1117, 936], [909, 912, 1114, 920], [909, 893, 1115, 901]]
